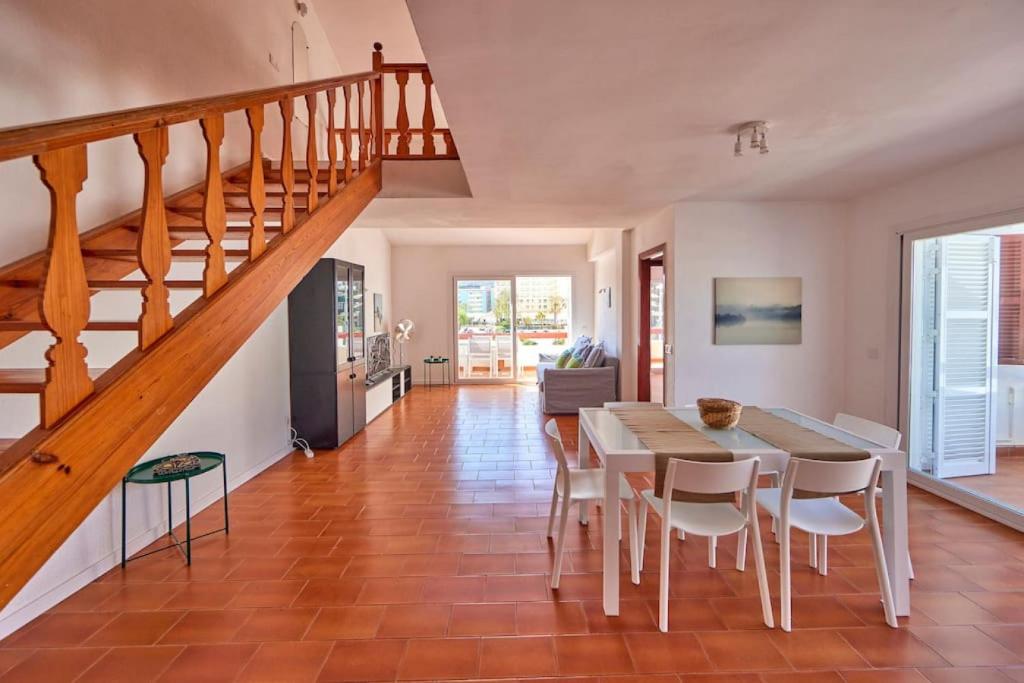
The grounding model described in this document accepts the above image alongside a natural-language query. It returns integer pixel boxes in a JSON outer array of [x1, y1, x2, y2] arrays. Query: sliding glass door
[[454, 275, 573, 384], [455, 279, 514, 382], [902, 225, 1024, 525]]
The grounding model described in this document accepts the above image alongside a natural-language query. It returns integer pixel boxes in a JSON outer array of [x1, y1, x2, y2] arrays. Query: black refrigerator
[[288, 258, 367, 448]]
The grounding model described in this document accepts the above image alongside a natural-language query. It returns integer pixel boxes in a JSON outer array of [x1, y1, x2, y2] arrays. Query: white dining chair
[[468, 335, 493, 377], [799, 413, 913, 580], [543, 419, 640, 589], [755, 456, 897, 631], [642, 457, 773, 632]]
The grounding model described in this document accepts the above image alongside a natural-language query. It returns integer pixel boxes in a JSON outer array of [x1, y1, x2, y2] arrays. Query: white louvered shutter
[[934, 234, 998, 479]]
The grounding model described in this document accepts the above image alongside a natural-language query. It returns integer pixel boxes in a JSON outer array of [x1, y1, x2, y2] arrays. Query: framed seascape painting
[[714, 277, 802, 345]]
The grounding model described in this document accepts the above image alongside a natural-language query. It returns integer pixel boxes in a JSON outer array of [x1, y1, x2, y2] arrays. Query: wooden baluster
[[245, 105, 266, 260], [443, 130, 455, 157], [395, 69, 411, 156], [133, 128, 172, 349], [304, 94, 319, 214], [372, 43, 384, 160], [342, 84, 353, 182], [421, 70, 436, 157], [200, 114, 228, 297], [34, 145, 92, 428], [357, 81, 367, 171], [326, 89, 338, 196], [279, 97, 295, 232], [385, 131, 393, 153]]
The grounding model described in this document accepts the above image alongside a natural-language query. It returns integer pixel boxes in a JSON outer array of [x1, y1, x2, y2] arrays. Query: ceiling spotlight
[[733, 121, 769, 157]]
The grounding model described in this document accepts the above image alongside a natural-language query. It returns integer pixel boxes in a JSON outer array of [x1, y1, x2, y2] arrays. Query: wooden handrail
[[0, 71, 379, 162]]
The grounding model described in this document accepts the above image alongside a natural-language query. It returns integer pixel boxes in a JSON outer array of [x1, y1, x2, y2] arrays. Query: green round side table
[[121, 452, 228, 567]]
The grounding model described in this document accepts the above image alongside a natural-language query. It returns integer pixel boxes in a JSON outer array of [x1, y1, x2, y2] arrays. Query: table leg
[[577, 420, 590, 526], [185, 478, 192, 565], [881, 467, 910, 616], [222, 459, 230, 534], [602, 459, 621, 616], [167, 481, 172, 538], [121, 479, 127, 568]]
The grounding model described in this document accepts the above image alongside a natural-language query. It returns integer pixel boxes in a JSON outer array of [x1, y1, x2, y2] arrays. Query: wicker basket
[[696, 398, 742, 429]]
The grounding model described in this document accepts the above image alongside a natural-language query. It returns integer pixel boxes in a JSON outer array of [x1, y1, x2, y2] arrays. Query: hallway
[[2, 386, 1024, 681]]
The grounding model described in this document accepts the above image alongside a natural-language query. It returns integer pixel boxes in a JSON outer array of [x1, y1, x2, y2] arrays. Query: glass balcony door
[[515, 276, 572, 383], [455, 279, 515, 382]]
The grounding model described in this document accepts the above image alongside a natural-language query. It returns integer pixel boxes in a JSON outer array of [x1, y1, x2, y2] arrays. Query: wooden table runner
[[737, 406, 869, 497], [609, 407, 732, 502], [737, 407, 869, 461]]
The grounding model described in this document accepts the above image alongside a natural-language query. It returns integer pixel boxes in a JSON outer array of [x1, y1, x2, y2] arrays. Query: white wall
[[0, 0, 366, 638], [672, 202, 848, 421], [845, 141, 1024, 424], [587, 229, 624, 358], [390, 245, 594, 378]]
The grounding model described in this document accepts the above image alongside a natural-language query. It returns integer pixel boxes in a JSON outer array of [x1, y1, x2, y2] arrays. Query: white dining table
[[577, 406, 911, 617]]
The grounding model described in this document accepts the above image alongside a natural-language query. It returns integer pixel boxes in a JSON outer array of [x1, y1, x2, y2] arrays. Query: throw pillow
[[567, 344, 590, 369], [571, 335, 592, 354], [554, 348, 574, 368], [583, 341, 605, 368]]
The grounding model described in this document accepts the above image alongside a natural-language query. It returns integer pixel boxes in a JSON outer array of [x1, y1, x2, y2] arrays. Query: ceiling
[[404, 0, 1024, 215], [377, 227, 599, 246]]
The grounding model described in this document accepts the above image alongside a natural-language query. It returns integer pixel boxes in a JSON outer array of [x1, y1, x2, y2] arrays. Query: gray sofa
[[538, 355, 619, 414]]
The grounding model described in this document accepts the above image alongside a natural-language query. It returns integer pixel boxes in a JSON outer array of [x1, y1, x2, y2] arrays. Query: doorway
[[905, 222, 1024, 518], [638, 245, 666, 403]]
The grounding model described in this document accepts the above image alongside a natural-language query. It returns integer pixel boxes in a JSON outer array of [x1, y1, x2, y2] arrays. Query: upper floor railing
[[0, 44, 448, 431], [362, 43, 459, 161]]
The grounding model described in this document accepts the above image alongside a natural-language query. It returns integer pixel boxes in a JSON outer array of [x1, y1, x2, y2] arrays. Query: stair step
[[0, 279, 204, 290], [171, 206, 286, 216], [82, 249, 249, 262], [120, 225, 284, 240], [0, 321, 139, 332], [0, 368, 108, 393]]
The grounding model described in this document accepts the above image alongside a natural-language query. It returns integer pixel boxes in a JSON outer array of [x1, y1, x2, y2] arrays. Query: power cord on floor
[[290, 427, 314, 459]]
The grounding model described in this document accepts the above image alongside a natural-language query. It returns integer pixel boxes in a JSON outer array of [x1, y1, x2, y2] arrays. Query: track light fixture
[[733, 121, 769, 157]]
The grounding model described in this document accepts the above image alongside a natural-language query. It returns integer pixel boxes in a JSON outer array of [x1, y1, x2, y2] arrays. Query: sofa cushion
[[554, 348, 574, 368]]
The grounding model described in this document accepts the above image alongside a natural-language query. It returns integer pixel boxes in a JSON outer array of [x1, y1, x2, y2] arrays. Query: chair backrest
[[782, 456, 882, 500], [543, 418, 570, 473], [834, 413, 902, 449], [497, 336, 512, 352], [663, 457, 760, 502], [470, 336, 491, 353]]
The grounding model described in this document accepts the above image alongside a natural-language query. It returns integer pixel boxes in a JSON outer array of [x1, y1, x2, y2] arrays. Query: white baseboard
[[0, 443, 295, 639], [908, 470, 1024, 533]]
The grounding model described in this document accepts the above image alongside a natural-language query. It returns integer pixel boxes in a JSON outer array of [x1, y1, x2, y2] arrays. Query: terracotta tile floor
[[3, 385, 1024, 682]]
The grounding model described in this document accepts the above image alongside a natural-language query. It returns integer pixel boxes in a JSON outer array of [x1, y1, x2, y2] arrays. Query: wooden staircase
[[0, 45, 454, 609]]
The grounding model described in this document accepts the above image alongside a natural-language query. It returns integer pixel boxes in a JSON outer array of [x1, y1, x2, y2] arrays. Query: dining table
[[577, 406, 911, 617]]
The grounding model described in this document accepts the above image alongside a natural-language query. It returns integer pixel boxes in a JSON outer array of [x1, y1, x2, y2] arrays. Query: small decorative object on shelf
[[697, 398, 743, 429], [153, 453, 202, 476]]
